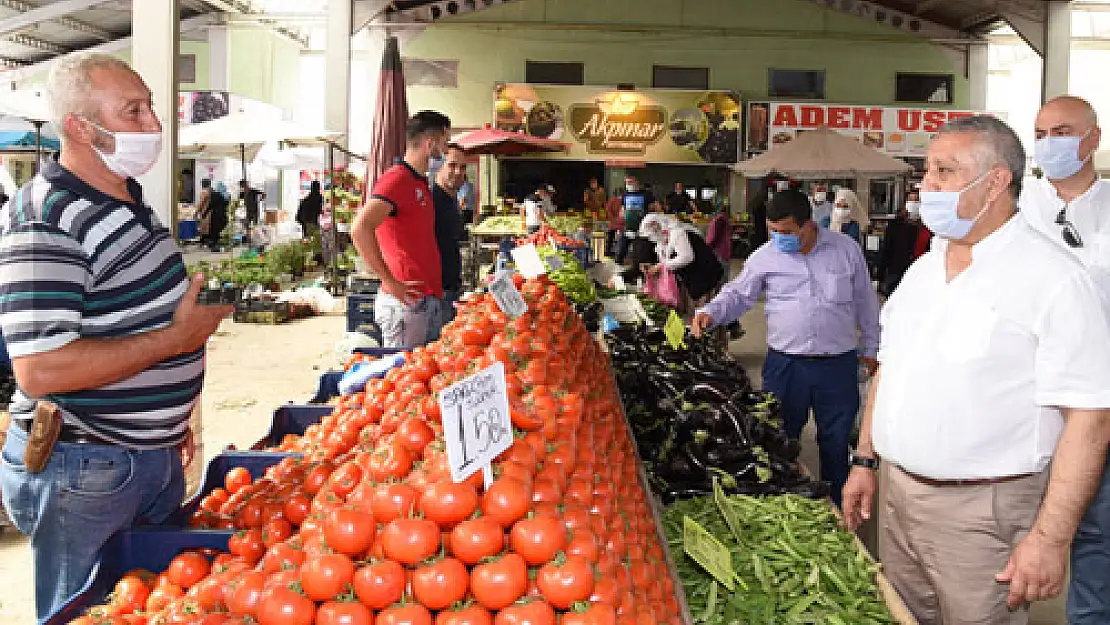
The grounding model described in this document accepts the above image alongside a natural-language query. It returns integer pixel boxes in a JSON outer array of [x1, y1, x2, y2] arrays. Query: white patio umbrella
[[0, 90, 55, 168], [178, 112, 342, 181]]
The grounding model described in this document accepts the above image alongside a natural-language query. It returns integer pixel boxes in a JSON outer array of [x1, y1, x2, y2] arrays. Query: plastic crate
[[162, 452, 294, 528], [309, 347, 406, 404], [251, 404, 332, 450], [46, 528, 231, 625], [349, 275, 381, 295], [556, 243, 593, 267], [347, 293, 382, 337]]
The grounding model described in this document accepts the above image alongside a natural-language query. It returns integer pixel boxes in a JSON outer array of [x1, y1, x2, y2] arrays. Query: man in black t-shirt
[[239, 179, 263, 227], [665, 182, 695, 215], [431, 144, 467, 334]]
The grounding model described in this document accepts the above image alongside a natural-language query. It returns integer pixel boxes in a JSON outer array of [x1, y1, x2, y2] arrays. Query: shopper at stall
[[239, 179, 263, 229], [583, 176, 606, 213], [432, 144, 467, 329], [457, 174, 476, 225], [521, 187, 548, 234], [665, 182, 696, 215], [641, 214, 724, 303], [209, 181, 229, 251], [705, 203, 734, 266], [691, 188, 880, 505], [604, 191, 623, 257], [351, 110, 448, 349], [811, 183, 835, 227], [615, 175, 654, 264], [0, 53, 233, 621], [875, 202, 920, 296], [829, 188, 868, 245], [296, 180, 324, 240], [841, 115, 1110, 625], [1020, 95, 1110, 624]]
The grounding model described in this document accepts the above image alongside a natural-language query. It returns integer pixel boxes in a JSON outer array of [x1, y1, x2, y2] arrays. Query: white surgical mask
[[905, 201, 921, 216], [919, 173, 990, 240], [1034, 132, 1091, 180], [85, 118, 162, 178], [832, 208, 851, 219], [812, 192, 827, 203], [626, 184, 637, 193]]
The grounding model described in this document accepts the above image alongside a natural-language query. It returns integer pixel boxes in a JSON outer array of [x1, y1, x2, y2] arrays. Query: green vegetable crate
[[233, 300, 291, 325]]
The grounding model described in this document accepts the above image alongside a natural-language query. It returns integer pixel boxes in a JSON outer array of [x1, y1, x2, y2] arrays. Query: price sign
[[511, 244, 547, 279], [712, 478, 744, 542], [683, 516, 736, 591], [438, 361, 514, 488], [489, 274, 528, 319], [545, 254, 564, 272], [664, 310, 687, 349]]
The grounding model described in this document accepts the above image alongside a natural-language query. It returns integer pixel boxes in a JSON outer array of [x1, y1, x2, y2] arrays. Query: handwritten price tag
[[664, 309, 687, 349], [489, 274, 528, 319], [438, 361, 514, 487], [511, 244, 547, 279], [683, 516, 736, 591]]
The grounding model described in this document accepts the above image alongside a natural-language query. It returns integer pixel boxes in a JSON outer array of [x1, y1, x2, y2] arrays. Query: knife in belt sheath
[[24, 401, 62, 473]]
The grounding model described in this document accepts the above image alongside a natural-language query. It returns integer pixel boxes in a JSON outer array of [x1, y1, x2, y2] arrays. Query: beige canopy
[[733, 126, 913, 179]]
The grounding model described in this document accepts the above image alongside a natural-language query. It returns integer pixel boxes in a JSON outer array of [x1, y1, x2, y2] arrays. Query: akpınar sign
[[568, 100, 667, 155]]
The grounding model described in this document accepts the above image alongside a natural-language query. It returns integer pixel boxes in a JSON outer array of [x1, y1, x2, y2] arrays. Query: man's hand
[[996, 530, 1070, 609], [691, 312, 713, 338], [644, 264, 662, 277], [841, 466, 877, 531], [859, 356, 879, 378], [169, 274, 233, 355], [382, 277, 425, 306], [179, 426, 195, 468]]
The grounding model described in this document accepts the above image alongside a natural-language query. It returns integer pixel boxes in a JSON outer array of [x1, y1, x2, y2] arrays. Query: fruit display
[[471, 215, 524, 235], [605, 325, 829, 502], [515, 225, 583, 249], [472, 217, 584, 238], [663, 483, 897, 624], [65, 276, 686, 625]]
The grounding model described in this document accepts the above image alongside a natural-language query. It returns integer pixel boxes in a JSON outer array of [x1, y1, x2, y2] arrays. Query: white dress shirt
[[871, 213, 1110, 480], [1020, 177, 1110, 266]]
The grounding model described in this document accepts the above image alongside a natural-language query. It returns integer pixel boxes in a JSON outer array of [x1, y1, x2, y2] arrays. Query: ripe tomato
[[411, 557, 469, 610], [537, 554, 595, 609], [448, 517, 505, 565], [561, 602, 617, 625], [228, 528, 266, 564], [110, 573, 152, 613], [225, 467, 252, 494], [165, 552, 209, 590], [470, 553, 528, 611], [509, 515, 567, 566], [369, 483, 420, 524], [261, 541, 306, 574], [368, 440, 414, 482], [263, 518, 294, 548], [323, 507, 377, 556], [418, 481, 479, 529], [381, 517, 441, 566], [397, 417, 435, 454], [493, 599, 556, 625], [255, 586, 315, 625], [566, 530, 600, 564], [225, 570, 268, 616], [352, 559, 406, 609], [299, 553, 356, 601], [481, 477, 532, 528], [377, 603, 433, 625], [435, 603, 493, 625], [316, 601, 373, 625], [184, 575, 226, 613], [327, 461, 363, 498], [303, 462, 335, 496], [145, 581, 183, 613]]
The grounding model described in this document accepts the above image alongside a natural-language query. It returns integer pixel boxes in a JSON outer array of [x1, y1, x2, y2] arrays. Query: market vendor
[[0, 53, 233, 621], [432, 143, 467, 330], [691, 188, 880, 506], [351, 110, 448, 349], [664, 182, 695, 215], [843, 116, 1110, 624], [615, 175, 654, 264]]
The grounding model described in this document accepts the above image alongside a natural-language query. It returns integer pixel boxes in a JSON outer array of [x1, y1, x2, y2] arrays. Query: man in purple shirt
[[692, 188, 880, 505]]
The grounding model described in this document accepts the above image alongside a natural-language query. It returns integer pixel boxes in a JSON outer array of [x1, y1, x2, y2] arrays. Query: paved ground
[[0, 285, 1068, 624]]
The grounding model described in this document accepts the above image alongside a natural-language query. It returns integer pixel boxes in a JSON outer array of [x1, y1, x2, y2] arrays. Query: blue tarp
[[0, 130, 59, 151]]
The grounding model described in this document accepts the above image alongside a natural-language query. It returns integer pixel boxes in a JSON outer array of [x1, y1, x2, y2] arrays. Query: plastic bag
[[643, 265, 681, 308]]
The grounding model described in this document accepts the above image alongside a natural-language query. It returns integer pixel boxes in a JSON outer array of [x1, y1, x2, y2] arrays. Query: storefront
[[491, 84, 742, 214]]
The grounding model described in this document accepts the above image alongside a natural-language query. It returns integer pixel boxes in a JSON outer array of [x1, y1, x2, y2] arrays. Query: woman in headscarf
[[829, 188, 868, 245], [208, 181, 230, 251], [640, 214, 725, 303], [297, 180, 324, 240]]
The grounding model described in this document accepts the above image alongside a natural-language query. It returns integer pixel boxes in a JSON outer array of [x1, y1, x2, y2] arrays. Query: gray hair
[[46, 52, 132, 134], [938, 115, 1026, 199]]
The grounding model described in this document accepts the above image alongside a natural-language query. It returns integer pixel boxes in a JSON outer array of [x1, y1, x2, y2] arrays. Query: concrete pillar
[[968, 43, 989, 111], [1043, 0, 1072, 102], [207, 25, 230, 92], [326, 0, 352, 165], [132, 0, 179, 229]]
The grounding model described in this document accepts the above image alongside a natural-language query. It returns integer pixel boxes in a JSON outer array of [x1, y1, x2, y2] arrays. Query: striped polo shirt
[[0, 161, 202, 449]]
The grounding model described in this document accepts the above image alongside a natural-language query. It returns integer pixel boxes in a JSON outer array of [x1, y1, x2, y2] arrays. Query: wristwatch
[[849, 450, 880, 470]]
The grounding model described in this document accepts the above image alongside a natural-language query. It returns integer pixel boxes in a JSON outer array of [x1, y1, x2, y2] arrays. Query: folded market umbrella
[[452, 124, 568, 206], [367, 36, 409, 191], [733, 126, 912, 179]]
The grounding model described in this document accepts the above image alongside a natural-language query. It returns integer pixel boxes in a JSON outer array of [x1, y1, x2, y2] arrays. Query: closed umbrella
[[367, 36, 409, 191]]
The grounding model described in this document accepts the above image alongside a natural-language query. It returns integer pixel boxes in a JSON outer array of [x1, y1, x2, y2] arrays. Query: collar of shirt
[[42, 160, 145, 208], [401, 160, 429, 183], [1022, 177, 1110, 240], [929, 212, 1021, 268]]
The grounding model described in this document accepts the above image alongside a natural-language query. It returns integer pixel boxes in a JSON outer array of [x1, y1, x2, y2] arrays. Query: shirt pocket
[[937, 304, 997, 361], [820, 271, 854, 304]]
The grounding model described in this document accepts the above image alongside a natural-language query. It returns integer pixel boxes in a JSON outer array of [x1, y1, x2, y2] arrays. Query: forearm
[[13, 329, 181, 397], [855, 370, 882, 456], [1032, 409, 1110, 545], [351, 214, 394, 283], [699, 273, 757, 326]]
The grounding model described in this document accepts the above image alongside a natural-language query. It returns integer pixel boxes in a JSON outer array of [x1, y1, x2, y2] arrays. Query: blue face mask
[[771, 230, 803, 254], [919, 173, 990, 240], [1034, 133, 1091, 180]]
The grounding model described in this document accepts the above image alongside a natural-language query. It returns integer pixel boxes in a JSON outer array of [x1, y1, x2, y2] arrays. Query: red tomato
[[493, 599, 556, 625], [380, 517, 441, 566], [225, 467, 252, 494], [411, 557, 469, 610], [370, 483, 420, 524], [509, 515, 568, 566], [377, 603, 433, 625], [323, 507, 377, 557], [299, 553, 356, 602], [470, 553, 528, 611], [225, 570, 268, 616], [434, 603, 493, 625], [255, 586, 315, 625], [481, 477, 533, 528], [448, 517, 506, 565], [327, 461, 363, 498], [561, 602, 617, 625], [110, 573, 152, 614], [397, 417, 435, 454], [260, 541, 306, 574], [418, 481, 479, 529], [316, 601, 373, 625], [352, 559, 406, 610], [537, 554, 595, 609], [228, 528, 266, 564], [165, 551, 209, 590]]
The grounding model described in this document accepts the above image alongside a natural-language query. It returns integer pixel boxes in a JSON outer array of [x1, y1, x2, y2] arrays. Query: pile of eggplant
[[605, 325, 830, 503]]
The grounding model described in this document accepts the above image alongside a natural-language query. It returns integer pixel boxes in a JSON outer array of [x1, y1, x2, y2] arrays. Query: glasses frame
[[1056, 208, 1084, 249]]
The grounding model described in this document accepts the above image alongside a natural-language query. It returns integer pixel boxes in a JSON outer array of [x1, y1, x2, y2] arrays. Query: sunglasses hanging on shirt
[[1055, 208, 1083, 248]]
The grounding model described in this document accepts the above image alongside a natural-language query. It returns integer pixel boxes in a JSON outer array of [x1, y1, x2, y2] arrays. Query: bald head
[[1036, 96, 1099, 137]]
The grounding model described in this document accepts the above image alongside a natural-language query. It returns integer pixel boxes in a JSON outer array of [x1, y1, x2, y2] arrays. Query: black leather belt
[[14, 418, 114, 445]]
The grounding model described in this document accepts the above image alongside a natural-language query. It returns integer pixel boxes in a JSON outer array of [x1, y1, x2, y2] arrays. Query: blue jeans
[[0, 422, 184, 622], [374, 293, 443, 349], [762, 349, 860, 507], [1067, 451, 1110, 624], [428, 291, 458, 343]]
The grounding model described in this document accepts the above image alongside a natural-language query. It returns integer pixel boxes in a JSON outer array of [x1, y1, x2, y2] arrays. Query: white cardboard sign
[[511, 244, 547, 279], [438, 361, 514, 487], [489, 274, 528, 318]]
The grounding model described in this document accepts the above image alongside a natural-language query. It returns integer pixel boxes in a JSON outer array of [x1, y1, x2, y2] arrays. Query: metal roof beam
[[353, 0, 392, 33], [7, 33, 68, 55], [0, 0, 114, 41], [804, 0, 968, 39], [195, 0, 310, 46], [0, 0, 111, 37]]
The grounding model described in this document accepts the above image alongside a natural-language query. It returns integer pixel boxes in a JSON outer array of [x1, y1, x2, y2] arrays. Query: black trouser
[[604, 229, 618, 257]]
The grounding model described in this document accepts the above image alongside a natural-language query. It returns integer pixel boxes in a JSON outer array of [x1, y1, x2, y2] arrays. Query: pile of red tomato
[[69, 276, 682, 625]]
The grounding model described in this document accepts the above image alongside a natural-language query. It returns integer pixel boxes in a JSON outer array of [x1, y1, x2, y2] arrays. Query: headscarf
[[830, 188, 868, 233], [640, 213, 697, 260], [213, 181, 230, 201]]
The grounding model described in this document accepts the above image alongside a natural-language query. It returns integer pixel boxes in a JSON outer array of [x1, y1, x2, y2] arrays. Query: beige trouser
[[880, 464, 1049, 625]]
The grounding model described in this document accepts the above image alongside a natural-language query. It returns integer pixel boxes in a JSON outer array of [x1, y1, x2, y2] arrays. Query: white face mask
[[812, 192, 827, 203], [626, 183, 637, 193], [905, 201, 921, 216], [85, 118, 162, 178], [832, 208, 851, 219]]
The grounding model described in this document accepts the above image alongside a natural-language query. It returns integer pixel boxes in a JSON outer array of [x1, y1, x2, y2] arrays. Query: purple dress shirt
[[698, 228, 881, 357]]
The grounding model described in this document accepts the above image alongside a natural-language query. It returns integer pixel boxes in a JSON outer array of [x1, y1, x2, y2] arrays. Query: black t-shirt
[[432, 184, 464, 292], [241, 188, 263, 219], [665, 191, 690, 214]]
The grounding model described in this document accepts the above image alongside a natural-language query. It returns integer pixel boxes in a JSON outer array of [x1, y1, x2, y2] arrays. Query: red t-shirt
[[371, 163, 443, 298]]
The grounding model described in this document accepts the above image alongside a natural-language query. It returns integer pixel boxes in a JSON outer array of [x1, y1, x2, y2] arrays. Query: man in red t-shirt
[[352, 110, 450, 348]]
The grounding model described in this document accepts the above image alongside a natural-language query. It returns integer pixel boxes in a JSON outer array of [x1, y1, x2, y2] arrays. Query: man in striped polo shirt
[[0, 53, 231, 620]]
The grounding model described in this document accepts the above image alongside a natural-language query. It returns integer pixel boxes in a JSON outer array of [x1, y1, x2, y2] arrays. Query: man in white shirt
[[842, 115, 1110, 625], [1021, 95, 1110, 625]]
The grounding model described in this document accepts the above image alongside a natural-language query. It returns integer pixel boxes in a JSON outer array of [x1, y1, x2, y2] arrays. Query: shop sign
[[494, 84, 742, 164], [745, 101, 979, 159]]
